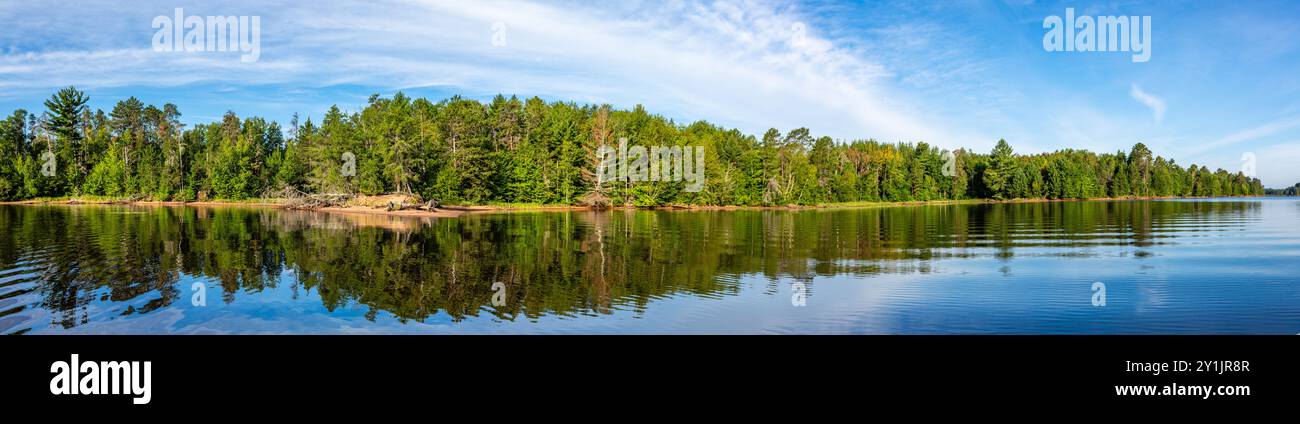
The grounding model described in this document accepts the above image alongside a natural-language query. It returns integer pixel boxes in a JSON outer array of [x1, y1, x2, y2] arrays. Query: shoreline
[[0, 195, 1276, 218]]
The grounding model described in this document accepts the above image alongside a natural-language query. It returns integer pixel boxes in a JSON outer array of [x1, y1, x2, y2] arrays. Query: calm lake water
[[1, 198, 1298, 334]]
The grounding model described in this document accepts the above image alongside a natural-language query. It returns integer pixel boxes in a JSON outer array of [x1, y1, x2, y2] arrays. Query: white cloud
[[1252, 141, 1300, 187], [1177, 119, 1300, 187], [0, 0, 991, 148], [8, 0, 1295, 187], [1185, 114, 1300, 157], [1129, 83, 1166, 123]]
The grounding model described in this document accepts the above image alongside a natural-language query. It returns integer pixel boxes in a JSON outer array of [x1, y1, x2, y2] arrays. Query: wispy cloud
[[1191, 115, 1300, 156], [2, 0, 1300, 186], [1251, 140, 1300, 188], [1129, 83, 1166, 123], [0, 0, 993, 148]]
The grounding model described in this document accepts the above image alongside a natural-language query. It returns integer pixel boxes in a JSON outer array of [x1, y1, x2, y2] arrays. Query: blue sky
[[2, 0, 1299, 186]]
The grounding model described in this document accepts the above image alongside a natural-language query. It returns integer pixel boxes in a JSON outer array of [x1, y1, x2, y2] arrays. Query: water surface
[[1, 198, 1297, 334]]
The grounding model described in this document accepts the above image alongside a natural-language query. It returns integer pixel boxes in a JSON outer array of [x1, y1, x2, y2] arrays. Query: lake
[[1, 198, 1297, 334]]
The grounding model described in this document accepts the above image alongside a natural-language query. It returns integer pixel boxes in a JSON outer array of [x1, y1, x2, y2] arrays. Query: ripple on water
[[0, 199, 1297, 334]]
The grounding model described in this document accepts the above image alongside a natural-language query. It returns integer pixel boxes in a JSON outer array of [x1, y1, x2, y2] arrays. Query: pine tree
[[983, 139, 1015, 200]]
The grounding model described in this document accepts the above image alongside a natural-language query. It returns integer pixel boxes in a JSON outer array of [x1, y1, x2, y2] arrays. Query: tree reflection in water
[[0, 200, 1261, 332]]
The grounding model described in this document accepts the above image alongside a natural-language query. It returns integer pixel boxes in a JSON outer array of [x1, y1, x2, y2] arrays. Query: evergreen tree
[[983, 139, 1015, 199]]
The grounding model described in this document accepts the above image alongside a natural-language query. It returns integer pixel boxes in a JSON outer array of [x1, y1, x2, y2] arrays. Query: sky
[[2, 0, 1299, 187]]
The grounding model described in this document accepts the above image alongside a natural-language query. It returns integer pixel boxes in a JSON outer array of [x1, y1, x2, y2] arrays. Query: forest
[[1264, 183, 1300, 196], [0, 86, 1268, 206]]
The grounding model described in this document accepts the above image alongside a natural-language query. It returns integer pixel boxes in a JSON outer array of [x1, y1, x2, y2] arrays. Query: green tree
[[983, 139, 1016, 199], [0, 89, 1271, 205]]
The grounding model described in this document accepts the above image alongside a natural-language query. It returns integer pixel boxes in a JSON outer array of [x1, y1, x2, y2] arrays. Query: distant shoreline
[[0, 195, 1278, 218]]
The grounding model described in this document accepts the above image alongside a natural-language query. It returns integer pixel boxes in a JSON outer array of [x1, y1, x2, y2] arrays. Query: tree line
[[1264, 183, 1299, 196], [0, 86, 1266, 205]]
